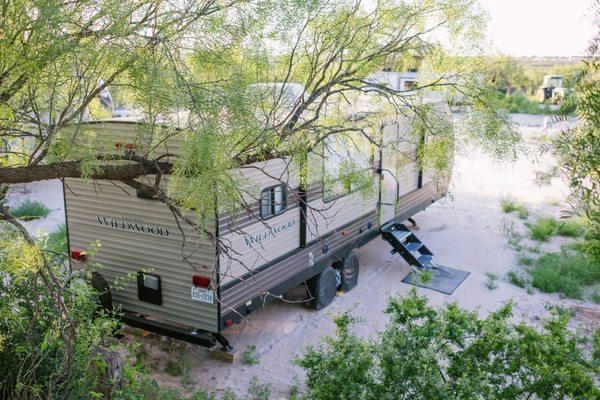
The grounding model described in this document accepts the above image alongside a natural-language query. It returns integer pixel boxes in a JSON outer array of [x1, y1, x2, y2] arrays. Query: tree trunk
[[0, 161, 173, 184]]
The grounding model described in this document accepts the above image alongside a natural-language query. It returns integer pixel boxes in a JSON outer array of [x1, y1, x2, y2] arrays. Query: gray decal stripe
[[218, 201, 300, 233], [219, 211, 377, 309]]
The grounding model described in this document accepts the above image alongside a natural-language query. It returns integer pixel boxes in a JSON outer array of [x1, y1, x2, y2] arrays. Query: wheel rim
[[334, 267, 342, 290]]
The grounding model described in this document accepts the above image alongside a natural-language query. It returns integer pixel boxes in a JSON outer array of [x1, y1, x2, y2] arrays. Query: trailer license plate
[[191, 287, 214, 304]]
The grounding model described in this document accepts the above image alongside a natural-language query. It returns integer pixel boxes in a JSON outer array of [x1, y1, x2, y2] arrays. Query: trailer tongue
[[381, 221, 470, 294]]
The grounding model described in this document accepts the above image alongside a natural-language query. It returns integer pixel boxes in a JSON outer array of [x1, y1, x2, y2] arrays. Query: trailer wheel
[[91, 272, 112, 311], [338, 251, 359, 293], [306, 266, 337, 310]]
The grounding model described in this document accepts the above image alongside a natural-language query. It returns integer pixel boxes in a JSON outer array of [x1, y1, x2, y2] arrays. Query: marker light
[[192, 274, 211, 288], [70, 249, 86, 261]]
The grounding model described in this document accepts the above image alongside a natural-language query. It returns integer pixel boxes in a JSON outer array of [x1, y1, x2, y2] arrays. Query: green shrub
[[529, 251, 600, 299], [518, 256, 535, 266], [556, 218, 586, 237], [9, 199, 50, 220], [188, 389, 218, 400], [242, 345, 260, 365], [43, 224, 68, 254], [594, 328, 600, 368], [590, 290, 600, 305], [504, 92, 556, 115], [544, 303, 576, 318], [484, 272, 498, 290], [295, 312, 374, 400], [248, 377, 272, 400], [581, 219, 600, 261], [0, 226, 120, 400], [500, 198, 529, 219], [164, 356, 189, 377], [296, 290, 600, 399], [527, 217, 558, 241], [507, 269, 528, 288]]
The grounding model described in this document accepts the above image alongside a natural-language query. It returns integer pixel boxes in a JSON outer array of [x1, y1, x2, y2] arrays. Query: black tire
[[91, 272, 112, 311], [306, 266, 337, 310], [338, 251, 359, 293]]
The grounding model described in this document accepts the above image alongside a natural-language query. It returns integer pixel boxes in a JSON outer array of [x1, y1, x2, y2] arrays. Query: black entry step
[[381, 222, 437, 269]]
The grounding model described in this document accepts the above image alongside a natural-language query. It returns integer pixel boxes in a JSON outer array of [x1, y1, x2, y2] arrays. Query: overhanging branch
[[0, 160, 173, 184]]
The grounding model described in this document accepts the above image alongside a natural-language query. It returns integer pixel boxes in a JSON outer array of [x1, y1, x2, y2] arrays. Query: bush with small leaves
[[164, 356, 189, 377], [241, 345, 260, 366], [527, 217, 558, 241], [556, 218, 586, 237], [500, 198, 529, 219], [8, 199, 50, 221], [248, 377, 272, 400], [485, 272, 499, 290], [296, 290, 600, 400], [591, 290, 600, 304], [529, 250, 600, 299], [507, 269, 528, 288]]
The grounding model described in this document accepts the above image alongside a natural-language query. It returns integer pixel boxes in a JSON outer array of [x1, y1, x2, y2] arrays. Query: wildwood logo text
[[97, 216, 170, 237], [244, 219, 296, 247]]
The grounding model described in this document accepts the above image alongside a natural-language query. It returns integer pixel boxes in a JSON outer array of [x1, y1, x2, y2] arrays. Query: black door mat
[[402, 265, 470, 295]]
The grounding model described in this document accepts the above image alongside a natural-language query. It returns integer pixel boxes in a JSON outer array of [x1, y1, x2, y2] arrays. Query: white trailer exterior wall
[[63, 95, 452, 339], [64, 178, 219, 332], [218, 158, 301, 286]]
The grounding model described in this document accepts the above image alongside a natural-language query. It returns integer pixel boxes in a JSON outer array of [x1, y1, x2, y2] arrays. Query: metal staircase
[[381, 222, 437, 269]]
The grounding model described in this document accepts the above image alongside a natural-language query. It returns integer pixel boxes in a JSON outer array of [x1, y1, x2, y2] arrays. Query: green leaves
[[297, 290, 600, 400], [295, 310, 374, 400]]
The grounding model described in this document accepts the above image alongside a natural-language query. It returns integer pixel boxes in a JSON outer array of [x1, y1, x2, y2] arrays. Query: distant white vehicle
[[365, 70, 418, 92], [537, 74, 570, 104]]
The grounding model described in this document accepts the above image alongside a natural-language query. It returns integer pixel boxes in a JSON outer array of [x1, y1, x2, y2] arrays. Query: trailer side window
[[322, 134, 373, 203], [260, 185, 287, 219]]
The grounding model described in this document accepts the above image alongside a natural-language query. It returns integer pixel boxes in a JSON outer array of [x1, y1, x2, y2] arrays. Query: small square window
[[260, 185, 287, 219], [137, 272, 162, 305]]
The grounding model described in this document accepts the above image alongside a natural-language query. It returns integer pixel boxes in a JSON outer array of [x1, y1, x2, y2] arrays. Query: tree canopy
[[0, 0, 518, 231]]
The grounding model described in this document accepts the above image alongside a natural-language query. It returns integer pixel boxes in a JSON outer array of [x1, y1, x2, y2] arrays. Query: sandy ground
[[4, 180, 65, 236], [8, 113, 599, 397]]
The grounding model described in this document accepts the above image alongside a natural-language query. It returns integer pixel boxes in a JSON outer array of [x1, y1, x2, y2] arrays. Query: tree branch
[[0, 159, 173, 184]]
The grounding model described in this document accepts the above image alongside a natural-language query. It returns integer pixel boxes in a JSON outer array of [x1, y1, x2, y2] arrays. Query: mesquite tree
[[0, 0, 521, 304], [0, 0, 515, 211], [0, 1, 519, 396]]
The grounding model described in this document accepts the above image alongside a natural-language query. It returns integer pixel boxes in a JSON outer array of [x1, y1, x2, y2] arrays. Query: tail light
[[192, 274, 211, 288], [115, 142, 136, 150], [71, 249, 86, 261]]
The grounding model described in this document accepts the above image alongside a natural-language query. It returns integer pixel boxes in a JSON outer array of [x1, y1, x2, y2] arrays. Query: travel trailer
[[64, 76, 453, 352]]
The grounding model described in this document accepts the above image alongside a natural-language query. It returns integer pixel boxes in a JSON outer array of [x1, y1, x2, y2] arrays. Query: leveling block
[[209, 345, 239, 363], [402, 265, 470, 295]]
